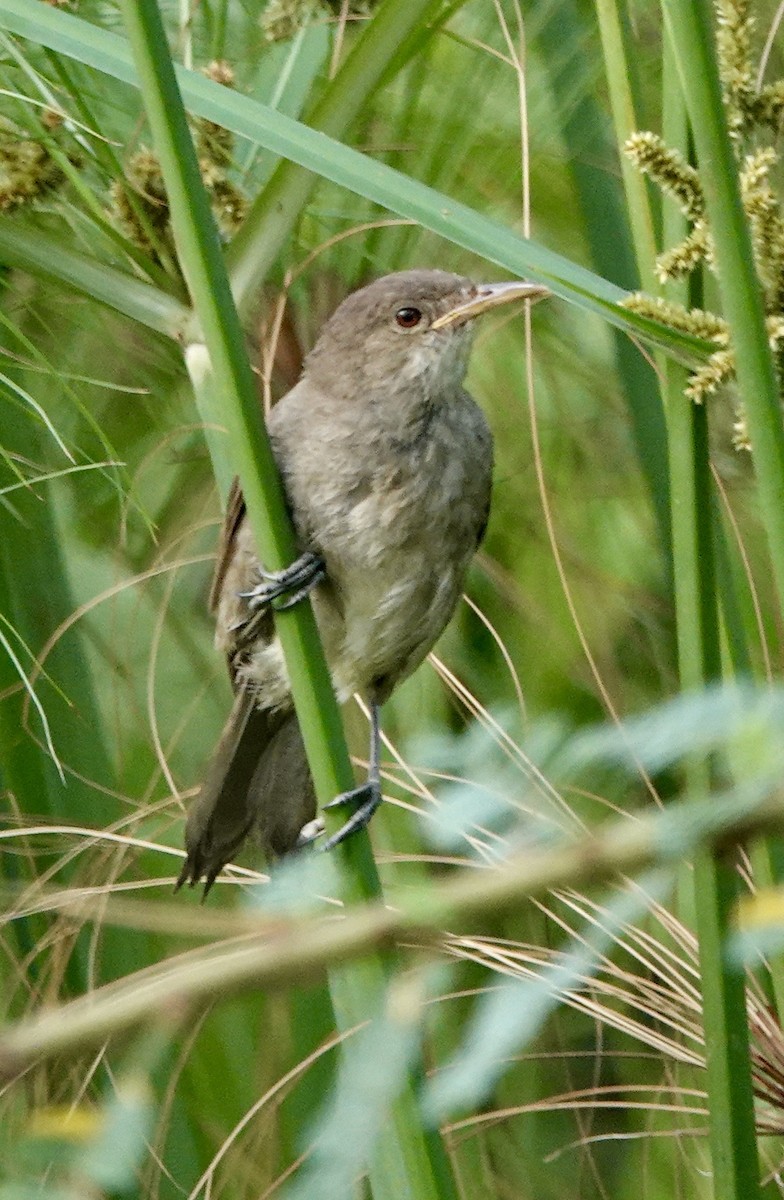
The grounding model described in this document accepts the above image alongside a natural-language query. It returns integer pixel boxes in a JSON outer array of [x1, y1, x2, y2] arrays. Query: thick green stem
[[662, 0, 784, 619], [589, 0, 671, 555], [661, 32, 761, 1200], [117, 5, 454, 1198], [593, 0, 658, 292], [117, 0, 370, 866]]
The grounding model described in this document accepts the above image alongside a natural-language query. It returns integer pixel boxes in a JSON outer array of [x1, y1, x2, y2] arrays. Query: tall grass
[[2, 2, 784, 1198]]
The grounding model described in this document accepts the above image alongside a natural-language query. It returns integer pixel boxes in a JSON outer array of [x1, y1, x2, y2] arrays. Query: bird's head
[[303, 269, 549, 402]]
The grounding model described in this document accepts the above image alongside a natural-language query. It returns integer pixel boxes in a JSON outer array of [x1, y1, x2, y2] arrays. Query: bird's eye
[[395, 306, 423, 329]]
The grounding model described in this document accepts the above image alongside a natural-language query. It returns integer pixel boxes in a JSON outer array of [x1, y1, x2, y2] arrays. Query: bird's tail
[[176, 690, 316, 895]]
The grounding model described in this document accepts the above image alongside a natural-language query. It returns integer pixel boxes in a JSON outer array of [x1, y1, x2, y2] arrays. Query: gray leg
[[321, 702, 383, 852]]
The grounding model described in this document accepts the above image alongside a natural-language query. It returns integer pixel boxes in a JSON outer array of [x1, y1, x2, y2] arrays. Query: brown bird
[[177, 269, 548, 892]]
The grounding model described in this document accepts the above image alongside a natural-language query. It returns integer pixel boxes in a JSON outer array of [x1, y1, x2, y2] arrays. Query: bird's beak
[[431, 280, 551, 329]]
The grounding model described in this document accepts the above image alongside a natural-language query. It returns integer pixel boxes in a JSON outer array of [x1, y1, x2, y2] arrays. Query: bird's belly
[[233, 552, 454, 711], [234, 400, 490, 709], [328, 560, 459, 701], [314, 482, 473, 702]]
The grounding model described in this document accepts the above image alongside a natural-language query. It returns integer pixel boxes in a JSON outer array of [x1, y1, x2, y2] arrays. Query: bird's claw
[[320, 781, 383, 852], [239, 551, 326, 612], [295, 817, 325, 848]]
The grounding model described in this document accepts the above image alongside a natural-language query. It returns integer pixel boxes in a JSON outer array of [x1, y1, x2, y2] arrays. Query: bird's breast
[[306, 399, 492, 701]]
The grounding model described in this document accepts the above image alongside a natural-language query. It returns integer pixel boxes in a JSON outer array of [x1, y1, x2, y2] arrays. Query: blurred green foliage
[[3, 1, 784, 1198]]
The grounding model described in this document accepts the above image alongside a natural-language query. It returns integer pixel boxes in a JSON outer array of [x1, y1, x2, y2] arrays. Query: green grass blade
[[0, 0, 712, 363], [659, 28, 761, 1200], [227, 0, 449, 309], [662, 0, 784, 619], [544, 0, 670, 550], [118, 4, 453, 1197], [594, 0, 659, 290], [0, 221, 188, 337]]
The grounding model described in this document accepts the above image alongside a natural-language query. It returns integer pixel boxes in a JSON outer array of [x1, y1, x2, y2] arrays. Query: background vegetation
[[3, 0, 784, 1197]]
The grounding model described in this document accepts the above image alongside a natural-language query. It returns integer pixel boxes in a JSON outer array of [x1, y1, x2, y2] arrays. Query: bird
[[177, 268, 548, 893]]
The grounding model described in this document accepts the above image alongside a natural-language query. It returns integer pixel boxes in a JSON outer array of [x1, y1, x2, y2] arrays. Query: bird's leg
[[239, 550, 326, 612], [320, 702, 383, 851]]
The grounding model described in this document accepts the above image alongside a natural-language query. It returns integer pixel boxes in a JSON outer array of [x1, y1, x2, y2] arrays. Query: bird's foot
[[320, 781, 383, 851], [239, 551, 325, 612]]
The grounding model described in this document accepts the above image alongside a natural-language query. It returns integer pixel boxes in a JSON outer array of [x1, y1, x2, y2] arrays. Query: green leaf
[[0, 0, 711, 363], [0, 221, 188, 337], [284, 968, 437, 1200]]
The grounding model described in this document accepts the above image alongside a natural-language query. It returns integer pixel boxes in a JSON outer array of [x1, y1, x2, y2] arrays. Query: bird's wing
[[209, 475, 246, 615]]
